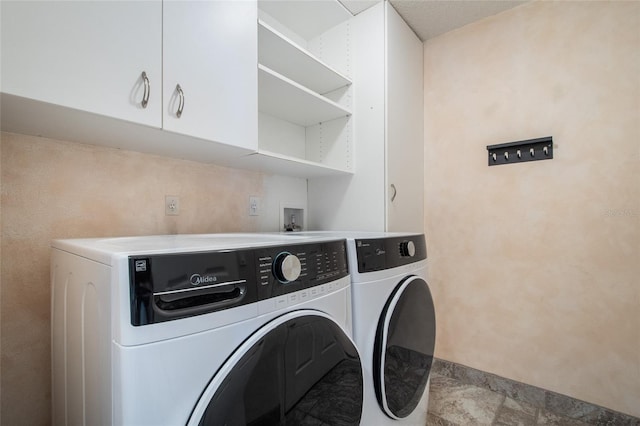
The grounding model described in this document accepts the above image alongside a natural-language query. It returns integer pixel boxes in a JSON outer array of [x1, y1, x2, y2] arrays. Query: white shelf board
[[258, 20, 351, 95], [258, 65, 351, 127], [238, 149, 353, 179], [258, 0, 352, 41]]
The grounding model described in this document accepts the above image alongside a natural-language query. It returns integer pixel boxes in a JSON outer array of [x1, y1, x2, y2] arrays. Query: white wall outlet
[[249, 196, 261, 216], [165, 195, 180, 216]]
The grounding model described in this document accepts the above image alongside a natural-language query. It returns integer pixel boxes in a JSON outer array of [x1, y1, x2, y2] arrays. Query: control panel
[[355, 234, 427, 273], [129, 240, 349, 326], [254, 240, 349, 302]]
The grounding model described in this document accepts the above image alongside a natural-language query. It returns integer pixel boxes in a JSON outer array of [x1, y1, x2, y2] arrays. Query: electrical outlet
[[249, 196, 260, 216], [165, 196, 180, 216]]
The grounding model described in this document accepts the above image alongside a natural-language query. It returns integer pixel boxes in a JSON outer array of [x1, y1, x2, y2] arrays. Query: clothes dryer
[[51, 234, 363, 425], [281, 232, 436, 424]]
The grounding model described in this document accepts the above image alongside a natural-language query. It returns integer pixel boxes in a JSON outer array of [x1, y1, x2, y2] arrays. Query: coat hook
[[487, 136, 553, 166]]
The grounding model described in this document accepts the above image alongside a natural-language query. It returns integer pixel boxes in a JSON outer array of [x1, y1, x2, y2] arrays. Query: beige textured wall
[[424, 0, 640, 418], [0, 132, 291, 425]]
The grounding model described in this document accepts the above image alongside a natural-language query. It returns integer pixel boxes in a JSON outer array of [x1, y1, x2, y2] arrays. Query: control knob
[[400, 240, 416, 257], [273, 252, 301, 283]]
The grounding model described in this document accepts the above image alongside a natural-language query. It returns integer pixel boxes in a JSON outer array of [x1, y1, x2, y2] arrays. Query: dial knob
[[273, 253, 301, 283], [400, 241, 416, 257]]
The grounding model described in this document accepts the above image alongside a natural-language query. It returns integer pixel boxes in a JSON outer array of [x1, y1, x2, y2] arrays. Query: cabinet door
[[385, 2, 424, 233], [163, 0, 258, 151], [0, 1, 162, 128]]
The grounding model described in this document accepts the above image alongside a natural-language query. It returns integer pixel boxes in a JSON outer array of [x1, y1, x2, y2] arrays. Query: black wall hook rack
[[487, 136, 553, 166]]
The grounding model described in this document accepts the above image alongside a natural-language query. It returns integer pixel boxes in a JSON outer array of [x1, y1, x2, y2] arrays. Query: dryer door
[[187, 310, 363, 426], [373, 275, 436, 419]]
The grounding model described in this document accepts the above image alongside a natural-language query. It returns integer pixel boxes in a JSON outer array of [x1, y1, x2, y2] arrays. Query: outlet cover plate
[[165, 196, 180, 216], [249, 196, 261, 216]]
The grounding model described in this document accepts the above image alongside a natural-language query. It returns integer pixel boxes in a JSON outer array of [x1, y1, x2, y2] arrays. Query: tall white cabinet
[[308, 1, 424, 232], [385, 2, 425, 232]]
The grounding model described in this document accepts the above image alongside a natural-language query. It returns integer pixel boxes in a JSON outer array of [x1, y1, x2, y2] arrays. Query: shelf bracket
[[487, 136, 553, 166]]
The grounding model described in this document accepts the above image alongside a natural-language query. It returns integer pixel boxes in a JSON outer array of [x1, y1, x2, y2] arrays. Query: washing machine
[[51, 233, 363, 425], [347, 233, 435, 425], [286, 231, 436, 424]]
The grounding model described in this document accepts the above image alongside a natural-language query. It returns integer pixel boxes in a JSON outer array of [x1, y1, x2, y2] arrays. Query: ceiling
[[339, 0, 528, 41]]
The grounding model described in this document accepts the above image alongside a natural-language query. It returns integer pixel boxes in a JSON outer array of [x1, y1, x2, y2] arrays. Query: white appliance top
[[52, 233, 338, 266], [282, 231, 423, 240], [52, 232, 424, 266]]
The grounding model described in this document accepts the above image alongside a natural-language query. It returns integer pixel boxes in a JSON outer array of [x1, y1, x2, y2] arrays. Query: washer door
[[188, 310, 363, 426], [374, 275, 436, 419]]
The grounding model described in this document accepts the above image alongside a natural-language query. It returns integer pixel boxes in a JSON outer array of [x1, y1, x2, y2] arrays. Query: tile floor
[[425, 360, 640, 426], [427, 373, 602, 426]]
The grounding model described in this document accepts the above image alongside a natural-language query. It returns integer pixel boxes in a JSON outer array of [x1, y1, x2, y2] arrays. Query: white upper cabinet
[[1, 0, 362, 178], [1, 0, 257, 162], [163, 1, 257, 151], [0, 0, 162, 128]]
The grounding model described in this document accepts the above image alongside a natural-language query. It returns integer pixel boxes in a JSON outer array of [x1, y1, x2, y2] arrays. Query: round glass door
[[188, 310, 363, 426], [373, 275, 436, 419]]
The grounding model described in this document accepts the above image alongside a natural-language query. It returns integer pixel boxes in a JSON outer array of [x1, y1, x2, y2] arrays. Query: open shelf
[[243, 149, 353, 178], [258, 0, 352, 41], [258, 20, 351, 95], [255, 0, 353, 178], [258, 64, 351, 127]]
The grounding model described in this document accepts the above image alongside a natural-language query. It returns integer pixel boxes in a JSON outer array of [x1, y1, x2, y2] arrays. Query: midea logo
[[190, 274, 218, 286]]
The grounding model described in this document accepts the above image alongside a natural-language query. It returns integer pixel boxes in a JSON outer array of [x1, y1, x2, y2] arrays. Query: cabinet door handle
[[141, 71, 150, 108], [176, 84, 184, 118], [390, 184, 397, 202]]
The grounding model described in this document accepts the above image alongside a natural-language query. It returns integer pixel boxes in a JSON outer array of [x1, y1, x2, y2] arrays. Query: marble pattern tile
[[432, 358, 546, 408], [537, 410, 592, 426], [427, 413, 458, 426], [427, 361, 640, 426], [494, 398, 537, 426], [428, 374, 505, 425], [426, 375, 591, 426]]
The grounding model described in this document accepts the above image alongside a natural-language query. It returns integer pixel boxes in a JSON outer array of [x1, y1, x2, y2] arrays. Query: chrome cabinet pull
[[390, 184, 397, 202], [176, 84, 184, 118], [141, 71, 150, 108]]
